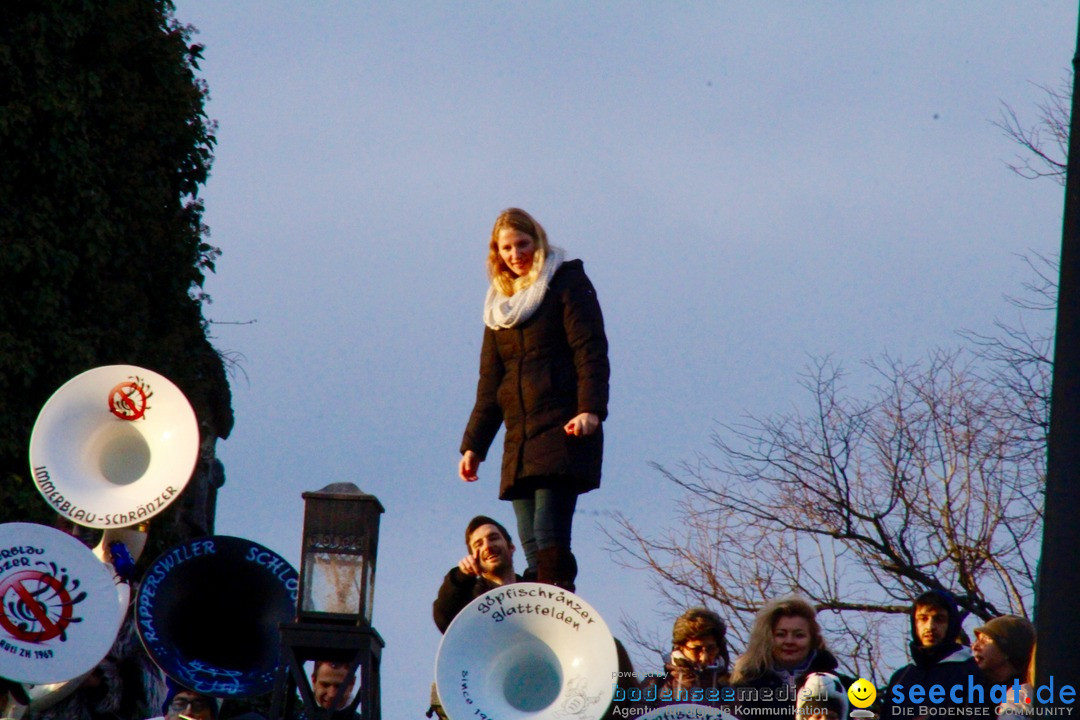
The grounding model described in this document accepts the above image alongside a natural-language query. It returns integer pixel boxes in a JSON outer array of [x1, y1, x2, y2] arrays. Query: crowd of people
[[430, 513, 1038, 720]]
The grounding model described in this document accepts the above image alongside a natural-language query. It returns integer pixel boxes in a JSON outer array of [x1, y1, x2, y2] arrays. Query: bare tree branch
[[994, 78, 1070, 185]]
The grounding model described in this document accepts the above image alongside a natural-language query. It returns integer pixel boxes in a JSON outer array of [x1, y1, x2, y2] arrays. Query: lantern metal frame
[[295, 483, 384, 625], [271, 483, 385, 720]]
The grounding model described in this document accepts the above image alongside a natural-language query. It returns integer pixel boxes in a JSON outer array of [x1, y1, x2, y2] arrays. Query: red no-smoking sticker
[[0, 523, 122, 684], [0, 570, 75, 643], [108, 378, 153, 420]]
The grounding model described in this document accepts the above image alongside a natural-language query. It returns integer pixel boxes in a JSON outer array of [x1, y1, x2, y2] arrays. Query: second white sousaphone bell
[[436, 582, 618, 720]]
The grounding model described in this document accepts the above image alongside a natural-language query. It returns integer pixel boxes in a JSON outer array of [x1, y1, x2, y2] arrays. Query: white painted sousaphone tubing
[[29, 365, 199, 529], [436, 582, 617, 720]]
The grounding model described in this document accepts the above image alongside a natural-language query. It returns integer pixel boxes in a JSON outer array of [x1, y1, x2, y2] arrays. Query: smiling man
[[432, 515, 521, 633], [879, 590, 989, 719], [429, 515, 523, 720]]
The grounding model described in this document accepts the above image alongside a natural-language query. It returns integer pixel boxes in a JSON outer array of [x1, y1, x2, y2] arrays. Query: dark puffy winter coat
[[461, 259, 609, 500], [879, 646, 987, 719]]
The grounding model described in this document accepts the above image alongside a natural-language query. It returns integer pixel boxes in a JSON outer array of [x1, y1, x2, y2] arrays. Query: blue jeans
[[511, 486, 578, 574]]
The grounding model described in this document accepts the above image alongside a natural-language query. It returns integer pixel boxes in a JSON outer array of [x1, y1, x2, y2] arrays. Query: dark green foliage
[[0, 0, 232, 532]]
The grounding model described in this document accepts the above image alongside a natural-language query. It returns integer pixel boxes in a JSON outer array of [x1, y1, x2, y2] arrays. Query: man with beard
[[433, 515, 521, 632], [428, 516, 522, 719], [880, 590, 990, 719]]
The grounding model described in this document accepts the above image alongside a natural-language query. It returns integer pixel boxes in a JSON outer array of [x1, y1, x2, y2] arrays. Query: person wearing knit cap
[[973, 616, 1036, 718], [972, 616, 1035, 685], [797, 673, 849, 720]]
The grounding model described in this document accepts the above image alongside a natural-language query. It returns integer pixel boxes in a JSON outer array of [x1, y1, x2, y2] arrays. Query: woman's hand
[[459, 450, 481, 481], [564, 412, 600, 437]]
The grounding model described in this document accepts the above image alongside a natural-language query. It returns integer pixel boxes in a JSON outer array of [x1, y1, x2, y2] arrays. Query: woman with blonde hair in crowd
[[732, 596, 852, 718], [458, 208, 609, 591]]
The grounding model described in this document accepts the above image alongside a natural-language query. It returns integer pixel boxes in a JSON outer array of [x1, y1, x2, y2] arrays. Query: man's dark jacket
[[432, 568, 522, 633], [879, 591, 992, 719]]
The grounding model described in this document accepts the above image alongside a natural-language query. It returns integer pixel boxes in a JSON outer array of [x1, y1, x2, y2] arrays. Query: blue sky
[[170, 2, 1075, 716]]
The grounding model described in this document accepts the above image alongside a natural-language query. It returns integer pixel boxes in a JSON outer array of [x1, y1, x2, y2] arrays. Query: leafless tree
[[963, 252, 1055, 447], [610, 81, 1064, 685], [609, 346, 1046, 683]]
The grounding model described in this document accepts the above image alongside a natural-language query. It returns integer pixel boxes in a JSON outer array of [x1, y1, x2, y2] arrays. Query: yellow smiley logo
[[848, 678, 876, 709]]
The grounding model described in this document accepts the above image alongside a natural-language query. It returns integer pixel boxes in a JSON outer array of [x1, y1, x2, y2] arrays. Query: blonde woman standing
[[458, 208, 609, 591]]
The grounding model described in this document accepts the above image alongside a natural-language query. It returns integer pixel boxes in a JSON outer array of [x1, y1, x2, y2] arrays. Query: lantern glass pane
[[364, 557, 376, 621], [302, 551, 364, 615]]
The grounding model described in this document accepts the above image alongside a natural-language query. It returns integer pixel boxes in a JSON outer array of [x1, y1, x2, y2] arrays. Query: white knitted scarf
[[483, 247, 565, 329]]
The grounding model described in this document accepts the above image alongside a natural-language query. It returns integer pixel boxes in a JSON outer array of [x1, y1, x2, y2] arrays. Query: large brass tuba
[[0, 523, 130, 719], [29, 365, 200, 529]]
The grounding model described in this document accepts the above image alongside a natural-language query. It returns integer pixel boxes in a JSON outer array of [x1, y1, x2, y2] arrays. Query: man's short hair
[[465, 515, 513, 547], [312, 660, 349, 677], [672, 606, 726, 646], [913, 589, 952, 615]]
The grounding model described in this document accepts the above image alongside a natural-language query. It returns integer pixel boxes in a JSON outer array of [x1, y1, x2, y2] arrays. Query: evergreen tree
[[0, 0, 232, 556]]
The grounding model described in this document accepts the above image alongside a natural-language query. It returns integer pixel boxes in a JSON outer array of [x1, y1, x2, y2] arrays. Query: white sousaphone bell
[[29, 365, 200, 530], [436, 582, 618, 720], [2, 366, 200, 717]]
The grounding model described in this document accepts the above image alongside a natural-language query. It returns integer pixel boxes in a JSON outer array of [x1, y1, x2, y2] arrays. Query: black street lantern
[[271, 483, 385, 720], [298, 482, 384, 625]]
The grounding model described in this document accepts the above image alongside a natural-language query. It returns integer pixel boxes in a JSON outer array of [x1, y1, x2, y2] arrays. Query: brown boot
[[536, 546, 577, 592]]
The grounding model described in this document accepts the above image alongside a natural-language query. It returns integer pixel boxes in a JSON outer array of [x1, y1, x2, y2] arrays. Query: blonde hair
[[488, 208, 550, 297], [731, 596, 825, 684]]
